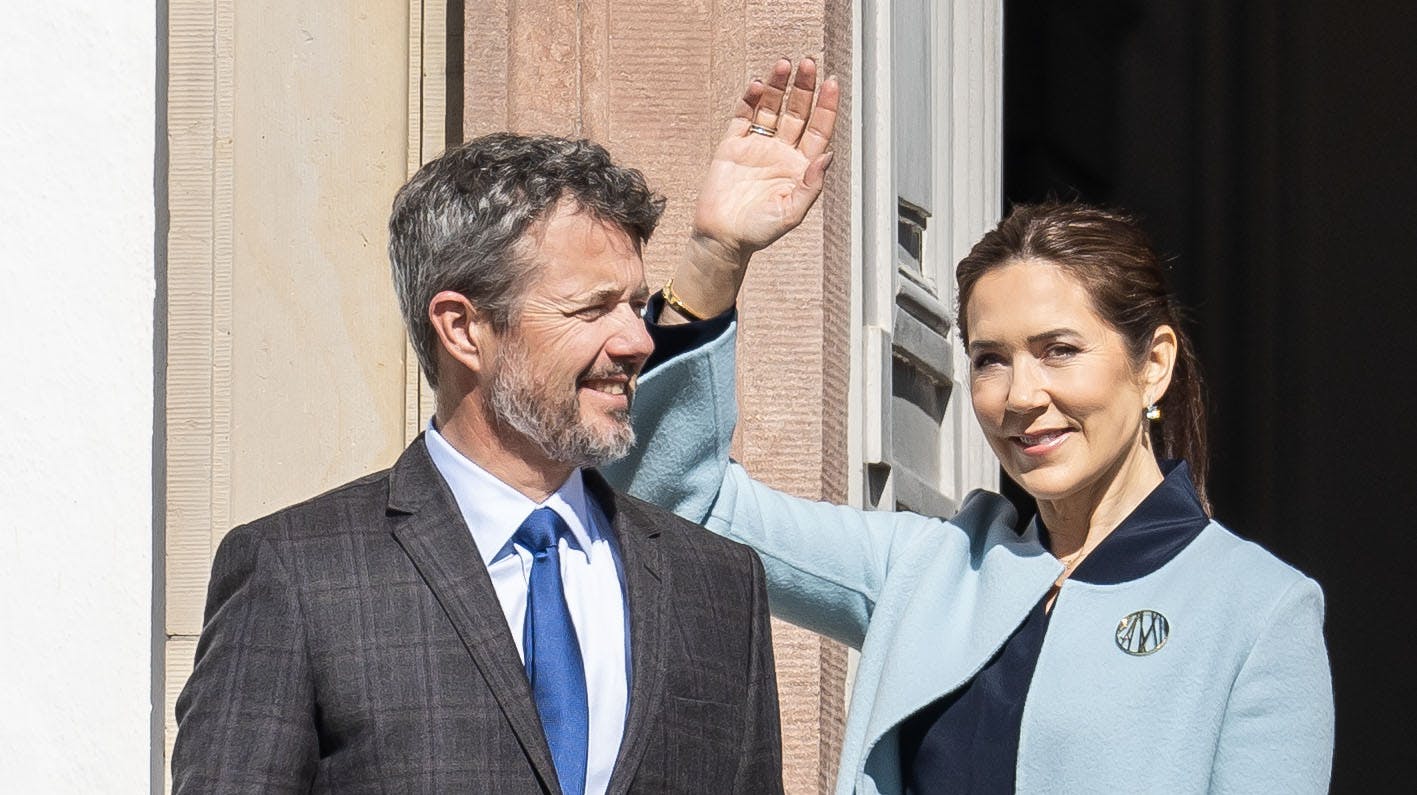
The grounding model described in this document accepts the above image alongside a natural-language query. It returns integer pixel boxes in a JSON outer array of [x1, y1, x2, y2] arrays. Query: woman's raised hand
[[669, 57, 839, 322]]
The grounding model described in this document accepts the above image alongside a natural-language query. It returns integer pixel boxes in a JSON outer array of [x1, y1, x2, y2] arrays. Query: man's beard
[[486, 335, 636, 469]]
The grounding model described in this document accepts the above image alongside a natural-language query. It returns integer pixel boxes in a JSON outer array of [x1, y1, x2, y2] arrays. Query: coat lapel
[[588, 473, 667, 795], [863, 489, 1061, 749], [386, 437, 562, 794]]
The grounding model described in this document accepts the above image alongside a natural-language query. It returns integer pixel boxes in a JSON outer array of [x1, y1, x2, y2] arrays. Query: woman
[[606, 60, 1333, 793]]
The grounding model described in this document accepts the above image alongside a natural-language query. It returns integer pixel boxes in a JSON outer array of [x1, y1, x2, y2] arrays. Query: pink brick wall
[[464, 2, 852, 790]]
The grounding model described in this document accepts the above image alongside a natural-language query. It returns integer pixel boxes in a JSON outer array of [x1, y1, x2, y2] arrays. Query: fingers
[[774, 58, 818, 144], [797, 75, 839, 159], [725, 79, 766, 137], [749, 58, 793, 134], [740, 58, 838, 157]]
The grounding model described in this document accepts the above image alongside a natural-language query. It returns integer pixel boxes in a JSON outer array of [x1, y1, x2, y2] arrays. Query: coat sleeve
[[1208, 576, 1334, 793], [171, 524, 319, 793], [607, 322, 996, 649]]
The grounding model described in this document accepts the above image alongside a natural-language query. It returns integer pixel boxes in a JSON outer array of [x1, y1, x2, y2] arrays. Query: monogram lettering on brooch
[[1115, 610, 1170, 656]]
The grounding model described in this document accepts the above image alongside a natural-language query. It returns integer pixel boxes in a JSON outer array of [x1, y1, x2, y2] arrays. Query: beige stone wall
[[465, 2, 852, 791], [163, 1, 442, 785]]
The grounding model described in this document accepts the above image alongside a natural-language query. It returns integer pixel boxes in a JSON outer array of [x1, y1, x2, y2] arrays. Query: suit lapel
[[589, 474, 667, 795], [386, 438, 562, 794]]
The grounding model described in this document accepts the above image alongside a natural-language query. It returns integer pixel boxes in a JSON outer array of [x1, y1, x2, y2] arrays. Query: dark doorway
[[1002, 0, 1417, 789]]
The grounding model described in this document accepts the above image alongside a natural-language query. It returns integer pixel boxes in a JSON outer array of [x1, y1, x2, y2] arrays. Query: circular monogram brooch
[[1115, 609, 1170, 656]]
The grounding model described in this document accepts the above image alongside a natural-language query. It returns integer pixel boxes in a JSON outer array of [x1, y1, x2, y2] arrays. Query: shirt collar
[[423, 420, 601, 567], [1037, 460, 1210, 585]]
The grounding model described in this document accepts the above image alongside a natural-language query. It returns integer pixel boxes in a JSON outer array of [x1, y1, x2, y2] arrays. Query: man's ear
[[428, 290, 493, 376], [1142, 324, 1178, 406]]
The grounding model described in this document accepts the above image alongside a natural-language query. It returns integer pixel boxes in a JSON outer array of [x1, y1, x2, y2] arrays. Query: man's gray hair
[[388, 132, 666, 389]]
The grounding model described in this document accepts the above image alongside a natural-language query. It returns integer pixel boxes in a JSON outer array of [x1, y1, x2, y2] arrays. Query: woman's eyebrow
[[1027, 328, 1081, 344], [967, 328, 1080, 351]]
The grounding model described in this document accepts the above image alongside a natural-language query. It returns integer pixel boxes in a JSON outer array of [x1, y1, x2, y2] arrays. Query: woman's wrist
[[662, 234, 750, 325]]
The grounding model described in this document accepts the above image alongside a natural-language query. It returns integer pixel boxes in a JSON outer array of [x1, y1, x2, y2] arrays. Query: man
[[172, 133, 784, 793]]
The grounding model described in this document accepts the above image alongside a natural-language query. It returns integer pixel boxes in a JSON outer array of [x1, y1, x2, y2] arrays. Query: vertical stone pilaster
[[733, 2, 848, 789], [163, 3, 419, 789], [164, 2, 235, 787]]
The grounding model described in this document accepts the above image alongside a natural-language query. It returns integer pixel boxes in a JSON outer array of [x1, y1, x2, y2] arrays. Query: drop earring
[[1144, 403, 1161, 422]]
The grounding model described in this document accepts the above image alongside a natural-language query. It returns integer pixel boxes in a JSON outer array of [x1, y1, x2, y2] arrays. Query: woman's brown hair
[[956, 202, 1211, 513]]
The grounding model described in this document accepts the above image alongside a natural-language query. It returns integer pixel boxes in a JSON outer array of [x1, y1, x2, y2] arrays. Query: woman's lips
[[1011, 429, 1071, 456]]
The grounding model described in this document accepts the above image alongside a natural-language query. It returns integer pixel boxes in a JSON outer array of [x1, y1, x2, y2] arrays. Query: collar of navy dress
[[1037, 459, 1210, 584]]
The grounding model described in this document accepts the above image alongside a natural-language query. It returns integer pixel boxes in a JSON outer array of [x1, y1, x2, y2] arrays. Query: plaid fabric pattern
[[172, 438, 782, 794]]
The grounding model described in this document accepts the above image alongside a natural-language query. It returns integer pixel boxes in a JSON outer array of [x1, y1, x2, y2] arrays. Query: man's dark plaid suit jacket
[[171, 437, 783, 793]]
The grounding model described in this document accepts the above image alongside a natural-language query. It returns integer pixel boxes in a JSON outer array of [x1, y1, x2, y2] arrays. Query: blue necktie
[[515, 507, 589, 795]]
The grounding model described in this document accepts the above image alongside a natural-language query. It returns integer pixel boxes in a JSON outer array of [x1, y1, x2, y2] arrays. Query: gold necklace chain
[[1052, 545, 1095, 588]]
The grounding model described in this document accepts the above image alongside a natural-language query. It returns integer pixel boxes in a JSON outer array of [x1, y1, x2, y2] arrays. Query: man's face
[[484, 201, 653, 468]]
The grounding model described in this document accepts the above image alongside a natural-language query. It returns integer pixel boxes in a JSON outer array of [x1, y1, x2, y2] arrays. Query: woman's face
[[965, 259, 1168, 507]]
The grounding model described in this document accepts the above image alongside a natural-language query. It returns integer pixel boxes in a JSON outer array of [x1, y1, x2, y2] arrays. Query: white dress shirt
[[425, 425, 628, 795]]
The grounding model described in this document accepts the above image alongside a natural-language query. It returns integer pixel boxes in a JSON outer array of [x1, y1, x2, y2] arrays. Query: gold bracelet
[[661, 278, 708, 321]]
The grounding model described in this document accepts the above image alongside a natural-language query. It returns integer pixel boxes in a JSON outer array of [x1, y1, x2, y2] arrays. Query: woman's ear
[[428, 290, 492, 376], [1142, 324, 1178, 406]]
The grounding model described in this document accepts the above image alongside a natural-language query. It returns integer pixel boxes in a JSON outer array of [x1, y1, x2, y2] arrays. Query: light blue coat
[[603, 323, 1333, 794]]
